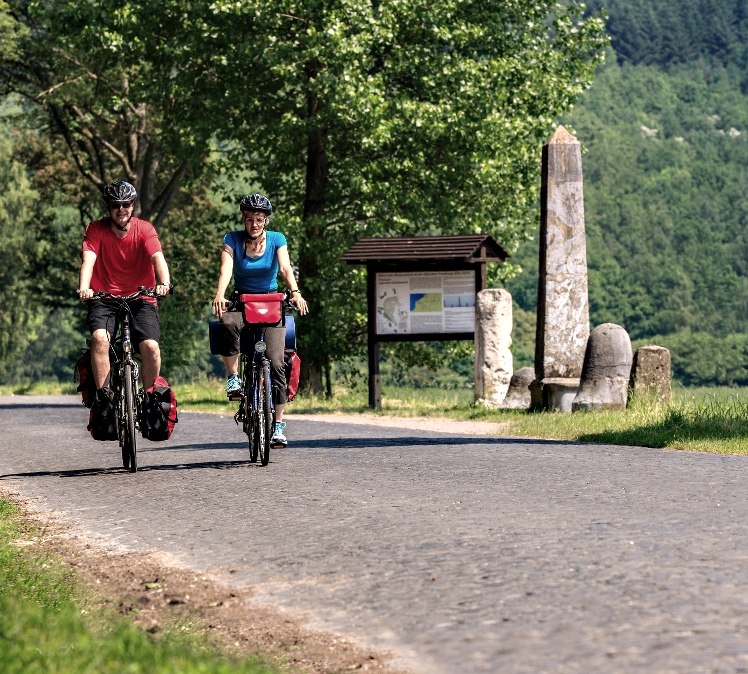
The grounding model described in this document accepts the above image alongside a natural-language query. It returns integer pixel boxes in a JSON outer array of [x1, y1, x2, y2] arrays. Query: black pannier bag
[[88, 387, 118, 441], [140, 375, 178, 441]]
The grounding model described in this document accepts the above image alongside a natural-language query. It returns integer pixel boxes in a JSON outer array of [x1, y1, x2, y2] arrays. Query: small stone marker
[[629, 345, 672, 404], [499, 367, 535, 410], [572, 323, 633, 411], [531, 126, 590, 411], [474, 289, 513, 407]]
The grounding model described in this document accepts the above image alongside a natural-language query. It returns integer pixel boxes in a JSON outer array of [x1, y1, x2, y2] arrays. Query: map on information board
[[375, 270, 475, 335]]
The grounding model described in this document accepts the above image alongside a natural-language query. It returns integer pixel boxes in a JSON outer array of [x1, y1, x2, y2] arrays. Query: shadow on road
[[0, 459, 260, 479], [0, 402, 82, 411], [291, 436, 575, 449]]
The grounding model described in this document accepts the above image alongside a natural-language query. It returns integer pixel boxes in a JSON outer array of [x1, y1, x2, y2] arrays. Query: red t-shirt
[[82, 217, 162, 302]]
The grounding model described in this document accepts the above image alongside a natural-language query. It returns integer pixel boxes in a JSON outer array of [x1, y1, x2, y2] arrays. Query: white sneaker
[[225, 373, 241, 396], [271, 421, 287, 448]]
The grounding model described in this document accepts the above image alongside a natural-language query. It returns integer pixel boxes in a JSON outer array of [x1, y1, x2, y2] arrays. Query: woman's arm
[[212, 247, 235, 318], [277, 245, 308, 316]]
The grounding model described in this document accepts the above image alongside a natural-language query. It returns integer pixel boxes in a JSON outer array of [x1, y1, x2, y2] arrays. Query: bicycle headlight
[[254, 341, 267, 353]]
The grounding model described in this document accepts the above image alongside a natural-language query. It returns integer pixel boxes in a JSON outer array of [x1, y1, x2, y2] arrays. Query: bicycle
[[231, 292, 293, 467], [87, 287, 161, 473]]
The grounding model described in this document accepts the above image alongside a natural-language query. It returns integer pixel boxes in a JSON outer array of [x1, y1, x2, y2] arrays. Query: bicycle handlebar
[[81, 285, 173, 302]]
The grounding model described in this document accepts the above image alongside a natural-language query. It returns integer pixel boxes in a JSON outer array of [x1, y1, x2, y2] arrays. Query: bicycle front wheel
[[255, 361, 273, 466], [116, 372, 129, 471], [244, 367, 258, 463], [123, 362, 138, 473]]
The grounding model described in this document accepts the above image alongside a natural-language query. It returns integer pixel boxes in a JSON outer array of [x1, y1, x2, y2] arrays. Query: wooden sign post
[[342, 235, 508, 409]]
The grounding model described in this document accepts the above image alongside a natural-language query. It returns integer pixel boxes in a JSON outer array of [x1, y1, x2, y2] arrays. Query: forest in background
[[506, 0, 748, 386], [0, 0, 746, 388]]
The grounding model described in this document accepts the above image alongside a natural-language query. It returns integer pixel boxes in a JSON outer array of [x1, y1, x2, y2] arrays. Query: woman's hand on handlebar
[[292, 294, 309, 316], [77, 288, 95, 301], [284, 290, 309, 316], [212, 295, 228, 318]]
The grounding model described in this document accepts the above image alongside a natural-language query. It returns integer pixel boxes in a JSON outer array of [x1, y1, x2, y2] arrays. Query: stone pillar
[[531, 126, 590, 412], [629, 345, 672, 404], [474, 288, 513, 408], [572, 323, 633, 411]]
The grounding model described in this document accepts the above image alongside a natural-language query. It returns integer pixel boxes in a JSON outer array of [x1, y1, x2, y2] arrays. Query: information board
[[375, 270, 475, 336]]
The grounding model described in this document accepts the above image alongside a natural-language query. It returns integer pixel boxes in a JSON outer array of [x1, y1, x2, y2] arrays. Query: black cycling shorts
[[87, 299, 160, 345]]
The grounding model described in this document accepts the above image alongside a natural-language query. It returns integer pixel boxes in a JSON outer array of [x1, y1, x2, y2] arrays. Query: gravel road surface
[[1, 395, 748, 674]]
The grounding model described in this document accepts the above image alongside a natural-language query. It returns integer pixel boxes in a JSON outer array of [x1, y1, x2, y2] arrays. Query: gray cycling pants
[[218, 310, 288, 405]]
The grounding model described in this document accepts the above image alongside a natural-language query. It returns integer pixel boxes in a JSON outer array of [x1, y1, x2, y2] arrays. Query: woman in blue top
[[211, 193, 308, 448]]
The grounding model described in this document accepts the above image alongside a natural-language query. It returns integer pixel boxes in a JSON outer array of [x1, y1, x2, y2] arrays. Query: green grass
[[0, 499, 280, 673]]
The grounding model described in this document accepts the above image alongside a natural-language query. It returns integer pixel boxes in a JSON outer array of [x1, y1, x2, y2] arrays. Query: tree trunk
[[298, 87, 330, 395]]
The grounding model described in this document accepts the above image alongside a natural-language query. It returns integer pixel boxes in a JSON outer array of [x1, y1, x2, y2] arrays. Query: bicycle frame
[[109, 310, 141, 472], [234, 324, 274, 466], [231, 293, 291, 467], [89, 288, 158, 472]]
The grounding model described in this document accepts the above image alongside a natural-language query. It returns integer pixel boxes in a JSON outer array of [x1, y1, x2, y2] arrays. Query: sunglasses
[[110, 202, 134, 210]]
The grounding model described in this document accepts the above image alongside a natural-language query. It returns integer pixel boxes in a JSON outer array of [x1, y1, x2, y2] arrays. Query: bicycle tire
[[245, 366, 258, 463], [256, 361, 272, 466], [123, 362, 138, 473], [116, 371, 130, 471]]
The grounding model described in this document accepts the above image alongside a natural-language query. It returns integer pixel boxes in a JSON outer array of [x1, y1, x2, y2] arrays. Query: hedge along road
[[1, 395, 748, 674]]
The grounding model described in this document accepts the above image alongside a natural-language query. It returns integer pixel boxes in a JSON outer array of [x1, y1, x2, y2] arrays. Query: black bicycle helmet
[[239, 193, 272, 214], [102, 180, 138, 205]]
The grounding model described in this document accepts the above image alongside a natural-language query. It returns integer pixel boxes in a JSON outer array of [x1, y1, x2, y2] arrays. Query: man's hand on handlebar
[[155, 282, 173, 297], [77, 286, 169, 302]]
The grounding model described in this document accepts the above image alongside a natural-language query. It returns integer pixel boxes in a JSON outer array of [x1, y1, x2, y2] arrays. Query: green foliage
[[0, 113, 41, 381], [586, 0, 748, 69], [197, 0, 608, 383]]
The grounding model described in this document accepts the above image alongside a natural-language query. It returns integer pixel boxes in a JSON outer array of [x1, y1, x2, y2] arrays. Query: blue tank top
[[223, 230, 288, 293]]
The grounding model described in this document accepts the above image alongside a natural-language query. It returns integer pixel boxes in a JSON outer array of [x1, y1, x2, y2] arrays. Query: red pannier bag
[[240, 293, 285, 326], [284, 349, 301, 402], [140, 375, 178, 441], [73, 348, 96, 408]]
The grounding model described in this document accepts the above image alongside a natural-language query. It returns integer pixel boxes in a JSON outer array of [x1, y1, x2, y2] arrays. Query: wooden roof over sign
[[341, 234, 509, 264]]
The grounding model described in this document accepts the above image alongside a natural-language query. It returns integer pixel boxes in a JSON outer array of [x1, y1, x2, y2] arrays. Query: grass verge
[[0, 499, 279, 674], [174, 377, 748, 454]]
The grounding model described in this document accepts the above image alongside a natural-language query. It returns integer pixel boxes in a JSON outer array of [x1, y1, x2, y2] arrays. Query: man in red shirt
[[77, 181, 172, 396]]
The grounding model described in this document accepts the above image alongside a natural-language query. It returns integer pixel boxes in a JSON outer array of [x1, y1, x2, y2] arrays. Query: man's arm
[[151, 251, 171, 296], [78, 250, 97, 300]]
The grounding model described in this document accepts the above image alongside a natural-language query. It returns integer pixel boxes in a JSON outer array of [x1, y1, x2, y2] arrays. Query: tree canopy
[[0, 0, 608, 390]]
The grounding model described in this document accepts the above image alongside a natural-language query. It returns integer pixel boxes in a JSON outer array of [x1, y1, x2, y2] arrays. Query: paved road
[[1, 395, 748, 674]]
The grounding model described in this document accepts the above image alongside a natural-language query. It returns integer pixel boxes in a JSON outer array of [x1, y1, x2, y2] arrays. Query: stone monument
[[530, 126, 590, 412], [499, 366, 535, 410], [629, 345, 672, 404], [572, 323, 633, 411], [474, 289, 513, 407]]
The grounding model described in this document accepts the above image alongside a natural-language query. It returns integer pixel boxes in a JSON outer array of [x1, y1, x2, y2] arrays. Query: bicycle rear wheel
[[123, 362, 138, 473], [255, 360, 273, 466]]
